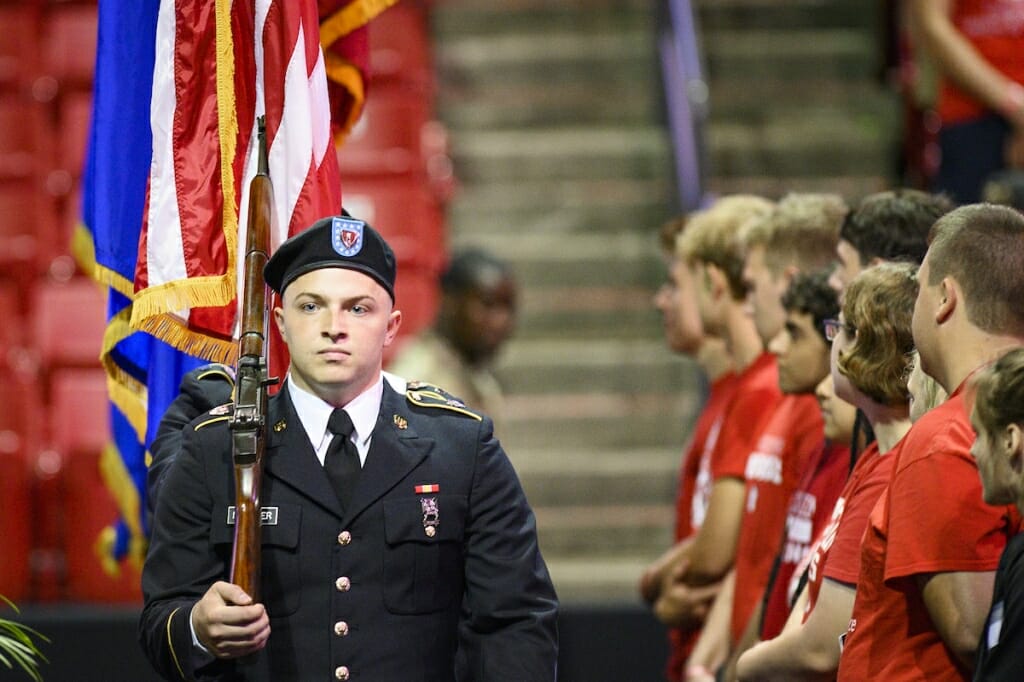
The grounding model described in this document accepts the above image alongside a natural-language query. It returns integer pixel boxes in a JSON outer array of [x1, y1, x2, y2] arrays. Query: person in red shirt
[[687, 195, 846, 681], [640, 215, 739, 680], [736, 262, 919, 680], [909, 0, 1024, 203], [730, 197, 847, 644], [756, 270, 849, 642], [827, 189, 953, 298], [837, 203, 1024, 680], [645, 196, 778, 682]]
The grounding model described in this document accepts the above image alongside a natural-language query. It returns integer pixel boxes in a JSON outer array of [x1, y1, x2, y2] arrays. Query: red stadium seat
[[0, 348, 38, 598], [0, 442, 32, 603], [42, 3, 98, 89], [61, 448, 143, 603], [0, 277, 24, 346], [57, 90, 92, 180], [31, 275, 106, 369], [0, 183, 47, 276], [57, 184, 84, 261], [337, 89, 432, 177], [341, 176, 445, 272], [48, 368, 109, 454], [0, 99, 45, 182], [0, 5, 41, 89], [390, 263, 441, 345], [368, 3, 433, 93], [46, 367, 140, 603]]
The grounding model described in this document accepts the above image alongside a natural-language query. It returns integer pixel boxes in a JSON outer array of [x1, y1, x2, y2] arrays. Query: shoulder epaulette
[[194, 403, 233, 431], [195, 364, 236, 384], [405, 382, 483, 421]]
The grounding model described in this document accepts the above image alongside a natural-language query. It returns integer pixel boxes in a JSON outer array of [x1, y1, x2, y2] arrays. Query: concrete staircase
[[699, 0, 898, 197], [429, 0, 897, 603]]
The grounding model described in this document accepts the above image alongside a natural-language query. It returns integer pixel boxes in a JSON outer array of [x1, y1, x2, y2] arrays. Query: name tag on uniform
[[226, 506, 279, 526]]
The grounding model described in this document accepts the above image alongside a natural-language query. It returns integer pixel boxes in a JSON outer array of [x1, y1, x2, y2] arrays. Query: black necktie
[[325, 409, 361, 510]]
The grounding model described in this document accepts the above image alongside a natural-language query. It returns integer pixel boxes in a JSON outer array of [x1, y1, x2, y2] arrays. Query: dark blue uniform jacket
[[140, 381, 558, 681]]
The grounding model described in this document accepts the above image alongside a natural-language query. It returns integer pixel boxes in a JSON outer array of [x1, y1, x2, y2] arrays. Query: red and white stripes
[[135, 0, 340, 361]]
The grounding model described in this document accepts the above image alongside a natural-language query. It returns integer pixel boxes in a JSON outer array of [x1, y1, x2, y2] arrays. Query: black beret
[[264, 214, 396, 300]]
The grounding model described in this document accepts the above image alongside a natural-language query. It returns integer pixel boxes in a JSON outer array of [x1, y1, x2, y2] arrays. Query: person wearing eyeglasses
[[718, 268, 851, 681], [837, 204, 1023, 681], [736, 262, 918, 681]]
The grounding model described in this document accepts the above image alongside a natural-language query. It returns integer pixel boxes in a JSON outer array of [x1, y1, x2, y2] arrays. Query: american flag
[[133, 0, 342, 366], [81, 0, 383, 567]]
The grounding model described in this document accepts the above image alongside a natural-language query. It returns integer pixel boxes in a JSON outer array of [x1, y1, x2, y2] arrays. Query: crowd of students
[[642, 190, 1024, 681]]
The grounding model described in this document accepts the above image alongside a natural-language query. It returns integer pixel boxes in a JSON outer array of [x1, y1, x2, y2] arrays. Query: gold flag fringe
[[214, 0, 239, 319], [134, 312, 238, 366], [97, 443, 147, 574], [326, 55, 366, 144], [320, 0, 400, 47]]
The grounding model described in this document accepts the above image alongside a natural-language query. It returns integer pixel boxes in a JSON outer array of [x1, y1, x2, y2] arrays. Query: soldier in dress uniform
[[387, 248, 518, 434], [139, 214, 559, 681]]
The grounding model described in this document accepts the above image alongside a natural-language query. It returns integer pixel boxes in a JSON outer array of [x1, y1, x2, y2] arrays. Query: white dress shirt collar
[[286, 374, 384, 465]]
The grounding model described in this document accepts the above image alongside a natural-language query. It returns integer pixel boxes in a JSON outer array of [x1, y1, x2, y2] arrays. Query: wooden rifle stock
[[229, 117, 277, 599]]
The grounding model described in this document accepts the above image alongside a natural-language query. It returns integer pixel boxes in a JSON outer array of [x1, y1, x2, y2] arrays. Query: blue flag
[[77, 0, 205, 570]]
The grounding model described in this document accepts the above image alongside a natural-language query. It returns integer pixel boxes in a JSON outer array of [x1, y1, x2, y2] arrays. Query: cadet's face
[[743, 245, 788, 345], [969, 409, 1020, 507], [815, 373, 857, 444], [829, 239, 863, 299], [768, 310, 830, 394], [274, 268, 401, 405], [654, 258, 704, 355]]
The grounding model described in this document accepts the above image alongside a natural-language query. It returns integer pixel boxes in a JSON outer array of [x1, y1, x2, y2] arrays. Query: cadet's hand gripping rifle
[[229, 117, 278, 598]]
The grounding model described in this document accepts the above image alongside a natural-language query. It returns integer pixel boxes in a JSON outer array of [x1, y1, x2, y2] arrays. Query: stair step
[[437, 30, 656, 89], [696, 0, 876, 30], [508, 287, 668, 341], [452, 126, 673, 183], [433, 3, 653, 40], [535, 504, 675, 556], [438, 80, 660, 129], [545, 555, 657, 604], [501, 391, 695, 450], [497, 337, 699, 394], [525, 468, 679, 508], [710, 81, 896, 121], [516, 447, 684, 507], [708, 115, 895, 177], [704, 29, 877, 81], [512, 444, 683, 472], [449, 230, 666, 288], [447, 178, 676, 234]]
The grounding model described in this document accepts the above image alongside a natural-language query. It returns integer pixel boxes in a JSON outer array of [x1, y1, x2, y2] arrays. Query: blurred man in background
[[388, 248, 517, 431]]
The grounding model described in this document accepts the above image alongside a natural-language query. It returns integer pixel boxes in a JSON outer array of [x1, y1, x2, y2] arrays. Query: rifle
[[229, 116, 278, 599]]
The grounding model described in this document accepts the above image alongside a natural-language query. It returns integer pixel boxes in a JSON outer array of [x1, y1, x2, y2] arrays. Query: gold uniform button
[[335, 665, 350, 680], [335, 576, 351, 592], [334, 621, 349, 636], [337, 531, 352, 545]]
